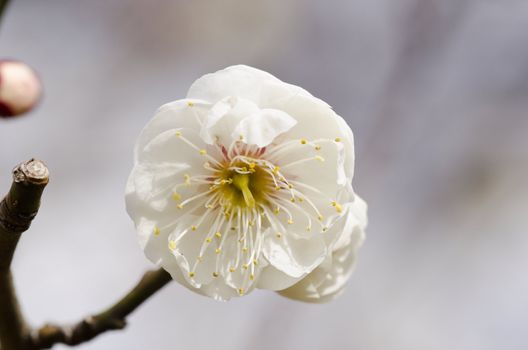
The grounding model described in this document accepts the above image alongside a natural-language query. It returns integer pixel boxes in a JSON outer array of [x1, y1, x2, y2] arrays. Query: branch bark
[[31, 268, 171, 349], [0, 159, 172, 349], [0, 159, 49, 350]]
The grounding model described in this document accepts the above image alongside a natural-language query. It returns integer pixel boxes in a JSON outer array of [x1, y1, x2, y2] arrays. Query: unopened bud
[[0, 60, 42, 118]]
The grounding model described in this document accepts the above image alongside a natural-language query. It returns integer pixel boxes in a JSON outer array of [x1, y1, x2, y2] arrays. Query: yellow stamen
[[331, 201, 343, 213], [171, 192, 181, 201]]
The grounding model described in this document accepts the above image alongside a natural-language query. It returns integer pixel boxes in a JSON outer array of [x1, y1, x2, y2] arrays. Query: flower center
[[214, 159, 272, 210]]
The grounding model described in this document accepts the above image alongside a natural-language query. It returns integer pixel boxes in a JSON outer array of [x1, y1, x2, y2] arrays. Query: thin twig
[[31, 268, 172, 349], [0, 0, 10, 24], [0, 159, 173, 349], [0, 159, 49, 350]]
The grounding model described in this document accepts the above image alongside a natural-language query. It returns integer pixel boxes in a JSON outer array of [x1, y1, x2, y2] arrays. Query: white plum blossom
[[126, 65, 367, 301]]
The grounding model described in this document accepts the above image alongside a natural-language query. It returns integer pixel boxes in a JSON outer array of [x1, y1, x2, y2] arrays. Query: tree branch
[[0, 159, 49, 350], [0, 160, 172, 349], [31, 268, 171, 349], [0, 0, 10, 23]]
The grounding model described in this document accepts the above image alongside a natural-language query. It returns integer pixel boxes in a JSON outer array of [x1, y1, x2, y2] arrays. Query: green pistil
[[232, 173, 256, 208]]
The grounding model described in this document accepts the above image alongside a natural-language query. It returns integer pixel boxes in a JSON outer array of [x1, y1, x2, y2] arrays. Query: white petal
[[332, 195, 368, 251], [198, 279, 239, 301], [233, 108, 297, 147], [278, 225, 365, 303], [269, 93, 355, 181], [127, 162, 190, 212], [126, 128, 212, 217], [319, 190, 366, 251], [134, 99, 210, 161], [199, 96, 259, 145], [262, 232, 327, 278], [257, 264, 303, 291], [138, 127, 209, 165], [187, 65, 280, 104], [271, 137, 346, 196]]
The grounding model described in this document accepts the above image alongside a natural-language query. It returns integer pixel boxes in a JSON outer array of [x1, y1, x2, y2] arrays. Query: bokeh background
[[1, 0, 528, 349]]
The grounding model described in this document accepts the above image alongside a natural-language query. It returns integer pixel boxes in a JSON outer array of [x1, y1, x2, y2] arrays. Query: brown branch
[[0, 159, 172, 349], [0, 159, 49, 350], [0, 0, 10, 24], [31, 268, 171, 349]]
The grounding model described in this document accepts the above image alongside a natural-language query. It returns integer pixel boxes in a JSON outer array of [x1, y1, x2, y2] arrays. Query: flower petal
[[233, 108, 297, 147], [199, 96, 259, 145], [278, 225, 365, 303], [257, 264, 304, 291], [187, 65, 280, 104], [262, 232, 327, 278], [134, 99, 210, 161], [268, 93, 355, 181]]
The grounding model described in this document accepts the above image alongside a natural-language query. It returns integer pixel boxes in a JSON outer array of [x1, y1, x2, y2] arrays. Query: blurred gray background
[[1, 0, 528, 349]]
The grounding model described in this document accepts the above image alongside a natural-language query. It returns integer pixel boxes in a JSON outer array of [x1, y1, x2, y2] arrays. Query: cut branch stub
[[0, 158, 49, 269], [0, 158, 49, 350]]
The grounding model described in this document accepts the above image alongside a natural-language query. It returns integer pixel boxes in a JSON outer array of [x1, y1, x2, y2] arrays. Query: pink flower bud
[[0, 60, 42, 118]]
